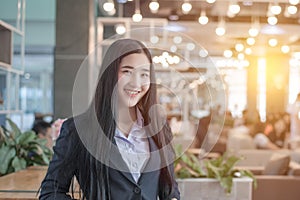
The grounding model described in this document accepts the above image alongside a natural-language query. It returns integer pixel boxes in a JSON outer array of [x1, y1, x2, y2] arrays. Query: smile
[[124, 89, 140, 96]]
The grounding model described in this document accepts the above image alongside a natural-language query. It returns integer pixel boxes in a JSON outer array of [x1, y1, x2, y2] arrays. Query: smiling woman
[[39, 38, 180, 200]]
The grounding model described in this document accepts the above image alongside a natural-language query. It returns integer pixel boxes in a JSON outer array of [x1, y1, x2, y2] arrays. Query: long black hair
[[75, 39, 175, 199]]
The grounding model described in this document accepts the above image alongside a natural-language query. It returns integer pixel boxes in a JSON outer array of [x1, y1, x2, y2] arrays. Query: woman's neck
[[117, 107, 137, 137]]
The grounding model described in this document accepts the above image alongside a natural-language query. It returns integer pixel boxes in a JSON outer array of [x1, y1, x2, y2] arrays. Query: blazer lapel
[[140, 136, 161, 175], [109, 139, 136, 184]]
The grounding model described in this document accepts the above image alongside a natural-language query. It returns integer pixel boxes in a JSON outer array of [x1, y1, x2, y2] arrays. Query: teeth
[[125, 89, 139, 95]]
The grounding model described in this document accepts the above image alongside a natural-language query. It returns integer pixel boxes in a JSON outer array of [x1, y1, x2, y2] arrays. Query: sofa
[[230, 149, 300, 200]]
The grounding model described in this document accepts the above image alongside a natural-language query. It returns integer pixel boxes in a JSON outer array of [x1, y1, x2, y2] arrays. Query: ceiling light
[[215, 17, 226, 36], [235, 43, 244, 52], [215, 27, 225, 36], [150, 35, 159, 44], [281, 45, 290, 53], [247, 37, 255, 45], [238, 53, 245, 60], [103, 0, 115, 12], [149, 0, 159, 13], [173, 36, 182, 44], [199, 49, 208, 57], [248, 27, 259, 37], [229, 1, 240, 15], [206, 0, 216, 3], [289, 0, 300, 5], [115, 24, 126, 35], [132, 10, 142, 22], [198, 10, 209, 25], [268, 38, 278, 47], [270, 3, 282, 15], [182, 1, 192, 14], [170, 45, 177, 52], [187, 42, 195, 51], [245, 48, 252, 55], [132, 0, 142, 22], [224, 50, 233, 58], [267, 16, 278, 25], [288, 5, 298, 15]]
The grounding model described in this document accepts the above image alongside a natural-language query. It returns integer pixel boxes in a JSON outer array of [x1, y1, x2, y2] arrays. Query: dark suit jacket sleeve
[[169, 163, 181, 200], [39, 119, 79, 200]]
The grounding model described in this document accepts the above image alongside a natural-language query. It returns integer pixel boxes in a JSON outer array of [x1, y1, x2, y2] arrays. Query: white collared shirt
[[114, 109, 150, 182]]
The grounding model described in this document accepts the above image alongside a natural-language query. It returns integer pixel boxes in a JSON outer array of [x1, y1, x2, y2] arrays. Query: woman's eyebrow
[[120, 65, 150, 72], [120, 65, 134, 69]]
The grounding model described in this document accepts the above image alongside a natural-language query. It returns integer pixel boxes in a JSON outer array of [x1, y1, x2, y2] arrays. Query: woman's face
[[117, 53, 151, 108]]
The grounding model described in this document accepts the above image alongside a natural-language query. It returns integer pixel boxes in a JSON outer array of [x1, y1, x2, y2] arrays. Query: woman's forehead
[[120, 53, 151, 68]]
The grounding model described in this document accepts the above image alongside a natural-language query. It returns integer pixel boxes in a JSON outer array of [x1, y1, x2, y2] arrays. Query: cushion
[[288, 161, 300, 176], [262, 153, 290, 175]]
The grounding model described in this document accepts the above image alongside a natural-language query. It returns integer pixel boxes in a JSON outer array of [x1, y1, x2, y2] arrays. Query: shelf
[[0, 0, 25, 128], [0, 110, 23, 115], [0, 64, 24, 75], [0, 20, 24, 36]]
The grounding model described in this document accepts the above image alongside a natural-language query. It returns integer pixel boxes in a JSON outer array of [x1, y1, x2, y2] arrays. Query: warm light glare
[[288, 5, 298, 15], [115, 24, 126, 35], [257, 58, 266, 122], [289, 0, 300, 5], [248, 28, 259, 37], [281, 45, 290, 53], [224, 50, 233, 58], [215, 27, 225, 36], [268, 38, 278, 47], [267, 16, 278, 25], [182, 2, 192, 14], [198, 11, 209, 25], [247, 37, 255, 45], [132, 11, 142, 22], [235, 43, 244, 52], [149, 0, 159, 13]]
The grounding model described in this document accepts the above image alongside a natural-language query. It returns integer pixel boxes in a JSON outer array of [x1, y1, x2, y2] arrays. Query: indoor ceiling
[[104, 0, 300, 57]]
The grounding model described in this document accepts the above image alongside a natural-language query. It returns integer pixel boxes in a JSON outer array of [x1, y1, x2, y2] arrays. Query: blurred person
[[32, 120, 53, 149], [287, 93, 300, 143]]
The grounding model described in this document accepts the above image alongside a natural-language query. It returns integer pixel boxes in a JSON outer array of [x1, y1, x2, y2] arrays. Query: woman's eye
[[122, 70, 132, 75], [141, 73, 149, 78]]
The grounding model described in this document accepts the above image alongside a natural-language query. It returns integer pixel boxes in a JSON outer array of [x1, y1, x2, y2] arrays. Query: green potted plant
[[0, 118, 52, 176], [174, 145, 257, 199]]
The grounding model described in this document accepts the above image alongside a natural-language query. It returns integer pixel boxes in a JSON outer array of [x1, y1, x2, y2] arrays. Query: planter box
[[177, 178, 253, 200]]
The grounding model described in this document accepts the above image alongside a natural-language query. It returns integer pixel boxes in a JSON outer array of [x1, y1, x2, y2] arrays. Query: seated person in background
[[253, 115, 280, 150], [32, 120, 53, 149]]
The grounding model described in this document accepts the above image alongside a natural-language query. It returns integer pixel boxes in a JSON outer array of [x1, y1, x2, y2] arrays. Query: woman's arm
[[39, 119, 79, 199]]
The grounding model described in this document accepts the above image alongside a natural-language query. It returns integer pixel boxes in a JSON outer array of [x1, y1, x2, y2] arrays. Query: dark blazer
[[39, 117, 180, 200]]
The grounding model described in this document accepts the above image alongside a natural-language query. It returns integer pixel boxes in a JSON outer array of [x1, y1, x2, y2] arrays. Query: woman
[[39, 39, 180, 199]]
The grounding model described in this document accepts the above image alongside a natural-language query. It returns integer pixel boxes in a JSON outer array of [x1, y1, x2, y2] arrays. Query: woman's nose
[[129, 73, 141, 87]]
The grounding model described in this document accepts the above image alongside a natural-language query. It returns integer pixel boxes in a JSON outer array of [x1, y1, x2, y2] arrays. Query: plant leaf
[[0, 146, 16, 174], [6, 118, 21, 139], [11, 156, 26, 172], [16, 131, 37, 145]]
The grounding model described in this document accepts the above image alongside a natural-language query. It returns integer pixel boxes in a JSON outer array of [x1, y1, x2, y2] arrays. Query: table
[[0, 166, 47, 200]]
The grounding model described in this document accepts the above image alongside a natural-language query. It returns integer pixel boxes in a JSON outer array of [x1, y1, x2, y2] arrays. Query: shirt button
[[134, 187, 141, 194]]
